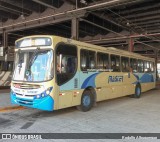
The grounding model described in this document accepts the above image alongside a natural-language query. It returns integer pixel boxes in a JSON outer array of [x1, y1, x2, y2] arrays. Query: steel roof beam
[[131, 19, 160, 26], [1, 11, 86, 33], [129, 15, 160, 23], [0, 0, 138, 32], [147, 29, 160, 34], [32, 0, 59, 10], [0, 1, 31, 15], [81, 32, 160, 44], [117, 2, 160, 16], [80, 18, 158, 50], [144, 26, 160, 32], [134, 23, 160, 29], [0, 10, 18, 19], [90, 12, 127, 30], [123, 9, 160, 20], [0, 0, 44, 13]]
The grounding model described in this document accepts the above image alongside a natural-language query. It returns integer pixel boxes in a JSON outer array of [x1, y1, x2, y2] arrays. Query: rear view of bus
[[10, 36, 54, 111]]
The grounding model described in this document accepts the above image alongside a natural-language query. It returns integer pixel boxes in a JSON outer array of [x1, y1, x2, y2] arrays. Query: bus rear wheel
[[133, 84, 141, 98], [77, 90, 94, 112]]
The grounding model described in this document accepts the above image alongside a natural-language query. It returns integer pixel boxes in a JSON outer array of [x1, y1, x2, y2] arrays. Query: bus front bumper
[[10, 92, 54, 111]]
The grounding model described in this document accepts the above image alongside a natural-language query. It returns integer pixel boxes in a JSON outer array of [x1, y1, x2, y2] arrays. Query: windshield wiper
[[29, 47, 40, 65], [26, 47, 40, 77], [18, 49, 25, 68]]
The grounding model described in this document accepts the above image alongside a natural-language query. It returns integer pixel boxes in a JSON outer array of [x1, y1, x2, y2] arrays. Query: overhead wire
[[106, 8, 160, 42], [85, 0, 160, 50], [80, 18, 158, 50]]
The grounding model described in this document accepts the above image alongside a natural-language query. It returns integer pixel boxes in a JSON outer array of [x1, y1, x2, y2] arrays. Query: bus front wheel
[[134, 84, 141, 98], [77, 90, 94, 112]]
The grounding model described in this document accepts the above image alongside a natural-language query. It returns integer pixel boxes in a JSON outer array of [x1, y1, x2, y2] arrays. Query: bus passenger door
[[56, 43, 78, 109]]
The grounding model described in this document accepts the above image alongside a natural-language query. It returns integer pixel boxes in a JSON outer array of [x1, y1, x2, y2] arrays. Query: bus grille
[[16, 98, 33, 106], [13, 83, 40, 89], [16, 93, 35, 98], [16, 93, 23, 96]]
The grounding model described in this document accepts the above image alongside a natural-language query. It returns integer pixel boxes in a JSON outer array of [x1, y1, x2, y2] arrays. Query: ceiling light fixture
[[80, 0, 87, 5], [20, 14, 25, 20]]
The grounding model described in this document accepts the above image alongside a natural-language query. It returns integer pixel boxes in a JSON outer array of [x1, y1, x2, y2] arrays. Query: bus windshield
[[13, 49, 53, 82]]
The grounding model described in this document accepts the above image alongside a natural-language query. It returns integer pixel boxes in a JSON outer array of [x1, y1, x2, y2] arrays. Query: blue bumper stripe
[[11, 93, 54, 111]]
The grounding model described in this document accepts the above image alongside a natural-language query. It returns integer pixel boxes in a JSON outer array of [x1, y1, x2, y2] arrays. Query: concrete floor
[[0, 88, 160, 141]]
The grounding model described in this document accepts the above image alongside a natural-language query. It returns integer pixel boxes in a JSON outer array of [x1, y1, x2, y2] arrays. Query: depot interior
[[0, 0, 160, 78]]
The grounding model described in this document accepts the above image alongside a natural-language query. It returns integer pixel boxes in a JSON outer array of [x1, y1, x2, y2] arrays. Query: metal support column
[[128, 38, 134, 52], [71, 18, 79, 40], [2, 30, 8, 57], [155, 50, 158, 81]]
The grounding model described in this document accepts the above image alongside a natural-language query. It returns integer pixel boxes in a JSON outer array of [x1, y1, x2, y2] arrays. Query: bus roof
[[15, 35, 155, 62], [57, 36, 155, 62]]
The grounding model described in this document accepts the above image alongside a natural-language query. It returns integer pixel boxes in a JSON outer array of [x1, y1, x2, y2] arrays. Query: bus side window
[[66, 57, 76, 73], [81, 50, 87, 70], [138, 60, 144, 73], [110, 55, 120, 72], [97, 52, 109, 70], [144, 61, 151, 73], [80, 49, 96, 71], [130, 58, 137, 73], [56, 44, 77, 85], [150, 62, 154, 72], [121, 57, 129, 72]]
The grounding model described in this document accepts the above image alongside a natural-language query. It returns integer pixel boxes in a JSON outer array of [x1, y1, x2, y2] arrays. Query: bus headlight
[[41, 93, 45, 97], [34, 87, 53, 99], [46, 90, 50, 95], [36, 94, 41, 99], [46, 87, 53, 95]]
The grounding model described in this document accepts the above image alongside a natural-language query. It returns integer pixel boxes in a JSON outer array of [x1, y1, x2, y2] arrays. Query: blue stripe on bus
[[133, 74, 139, 80], [11, 92, 54, 111], [132, 73, 154, 84], [140, 74, 154, 83], [81, 73, 99, 89]]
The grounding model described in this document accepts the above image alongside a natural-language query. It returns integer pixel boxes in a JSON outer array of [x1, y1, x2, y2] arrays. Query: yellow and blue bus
[[10, 35, 155, 111]]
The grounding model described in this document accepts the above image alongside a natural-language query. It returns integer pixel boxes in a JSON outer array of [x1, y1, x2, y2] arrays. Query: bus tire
[[133, 84, 141, 98], [77, 90, 94, 112]]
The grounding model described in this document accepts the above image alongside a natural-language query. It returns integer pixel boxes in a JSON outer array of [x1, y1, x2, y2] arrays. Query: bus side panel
[[57, 71, 156, 109], [58, 91, 73, 109], [58, 72, 80, 109], [95, 72, 122, 101], [71, 89, 83, 106], [122, 73, 136, 96], [141, 82, 155, 92], [95, 72, 137, 102], [134, 73, 155, 92], [94, 72, 107, 101], [58, 71, 100, 109]]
